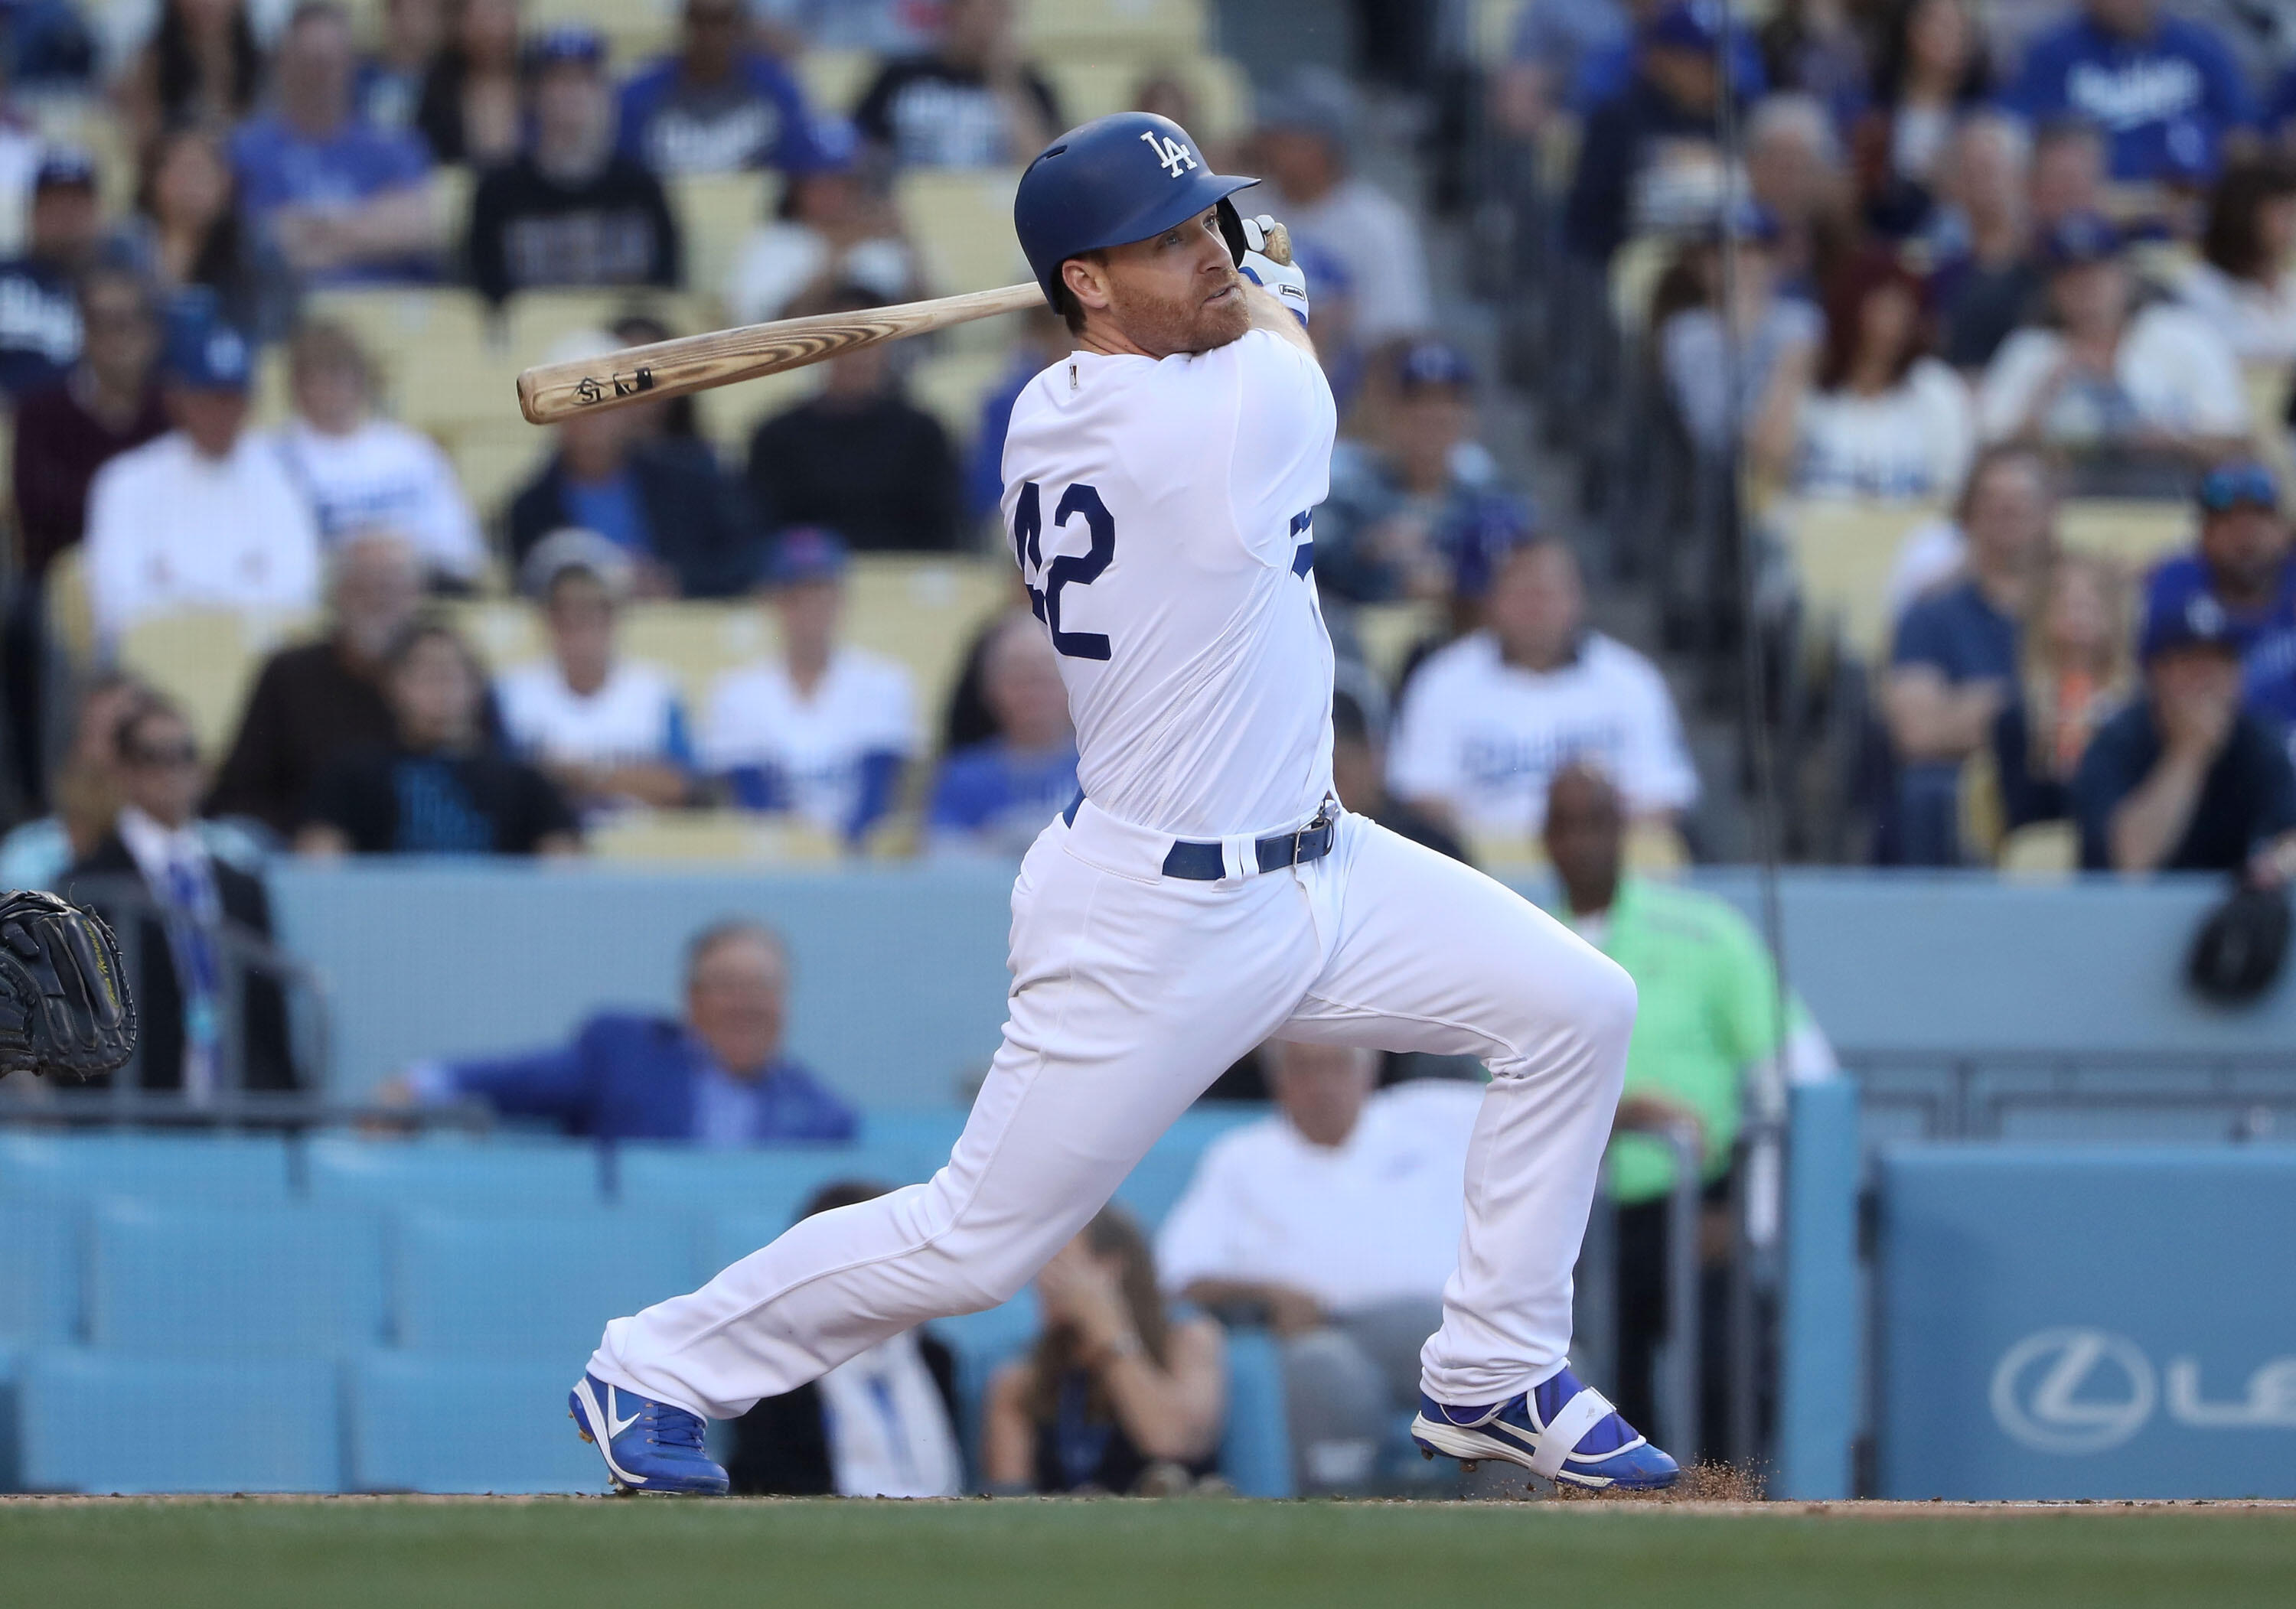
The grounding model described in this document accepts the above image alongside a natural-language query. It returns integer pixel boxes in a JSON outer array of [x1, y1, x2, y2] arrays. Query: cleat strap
[[1531, 1385, 1619, 1478]]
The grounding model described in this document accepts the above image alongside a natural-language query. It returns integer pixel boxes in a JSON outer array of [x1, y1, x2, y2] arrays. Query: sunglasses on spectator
[[2197, 464, 2278, 513], [126, 743, 200, 768]]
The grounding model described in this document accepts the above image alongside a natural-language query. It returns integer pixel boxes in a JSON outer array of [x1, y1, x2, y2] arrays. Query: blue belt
[[1062, 793, 1339, 881]]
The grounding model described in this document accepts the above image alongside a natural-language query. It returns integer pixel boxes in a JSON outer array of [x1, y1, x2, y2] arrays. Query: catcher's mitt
[[0, 890, 139, 1081]]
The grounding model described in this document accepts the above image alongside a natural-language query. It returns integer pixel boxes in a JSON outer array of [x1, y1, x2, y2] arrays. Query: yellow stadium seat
[[1773, 498, 1944, 666], [1355, 600, 1443, 686], [588, 808, 843, 865], [1019, 0, 1208, 55], [845, 556, 1016, 724], [504, 288, 715, 361], [301, 288, 523, 435], [908, 349, 1008, 446], [798, 48, 877, 116], [42, 547, 95, 670], [1041, 54, 1253, 142], [117, 610, 318, 757], [1998, 820, 2079, 878], [1470, 820, 1691, 878], [2056, 498, 2193, 572], [447, 425, 550, 529], [669, 171, 776, 321], [448, 599, 544, 673], [898, 168, 1029, 296], [2244, 363, 2295, 487], [621, 602, 775, 708], [525, 0, 678, 67]]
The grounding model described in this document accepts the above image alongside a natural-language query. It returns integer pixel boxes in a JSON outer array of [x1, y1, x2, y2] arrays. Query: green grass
[[4, 1497, 2289, 1609]]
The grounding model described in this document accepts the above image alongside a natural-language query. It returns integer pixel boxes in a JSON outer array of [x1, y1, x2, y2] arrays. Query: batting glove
[[1238, 213, 1309, 327]]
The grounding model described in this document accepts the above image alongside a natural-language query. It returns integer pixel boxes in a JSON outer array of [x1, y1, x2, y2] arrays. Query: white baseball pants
[[589, 800, 1634, 1420]]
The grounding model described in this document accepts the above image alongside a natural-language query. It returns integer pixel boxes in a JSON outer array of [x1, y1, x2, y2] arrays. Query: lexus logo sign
[[1991, 1330, 2157, 1453]]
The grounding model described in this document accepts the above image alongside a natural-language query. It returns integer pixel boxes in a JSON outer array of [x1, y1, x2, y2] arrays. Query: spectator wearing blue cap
[[700, 526, 920, 848], [0, 147, 103, 397], [2139, 461, 2296, 667], [1563, 0, 1739, 265], [1313, 338, 1518, 607], [81, 305, 322, 643], [852, 0, 1061, 170], [1977, 211, 2248, 482], [507, 329, 763, 597], [724, 118, 918, 326], [745, 282, 961, 552], [231, 2, 441, 288], [1253, 67, 1433, 344], [466, 26, 683, 304], [925, 611, 1077, 859], [2004, 0, 2255, 188], [619, 0, 826, 176], [2073, 586, 2296, 879]]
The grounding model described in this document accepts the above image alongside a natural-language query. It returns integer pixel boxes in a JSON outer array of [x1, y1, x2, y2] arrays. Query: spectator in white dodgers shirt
[[700, 526, 918, 848], [1387, 536, 1698, 845], [1156, 1040, 1482, 1495], [270, 318, 484, 587], [497, 531, 696, 816], [83, 303, 321, 645]]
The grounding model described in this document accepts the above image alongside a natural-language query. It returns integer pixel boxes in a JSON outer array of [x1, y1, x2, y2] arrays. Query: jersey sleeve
[[1220, 329, 1339, 567]]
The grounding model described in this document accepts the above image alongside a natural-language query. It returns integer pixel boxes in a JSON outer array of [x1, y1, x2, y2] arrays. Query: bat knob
[[1263, 220, 1293, 267]]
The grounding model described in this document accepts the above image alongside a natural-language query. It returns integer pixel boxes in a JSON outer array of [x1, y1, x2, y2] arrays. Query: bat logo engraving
[[575, 376, 605, 405]]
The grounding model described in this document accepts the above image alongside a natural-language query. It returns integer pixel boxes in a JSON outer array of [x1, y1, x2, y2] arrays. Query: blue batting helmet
[[1013, 113, 1259, 306]]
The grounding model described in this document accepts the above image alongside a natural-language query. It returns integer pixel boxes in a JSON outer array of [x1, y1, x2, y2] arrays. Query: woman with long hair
[[1991, 549, 2134, 833], [414, 0, 524, 167], [982, 1206, 1226, 1494], [2177, 159, 2296, 363], [1855, 0, 1991, 223], [1769, 250, 1975, 501], [122, 0, 263, 149], [121, 122, 289, 337]]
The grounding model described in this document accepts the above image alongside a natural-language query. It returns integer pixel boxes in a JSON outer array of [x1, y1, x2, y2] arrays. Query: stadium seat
[[620, 600, 772, 708], [1039, 55, 1252, 142], [842, 555, 1017, 725], [1219, 1327, 1295, 1498], [586, 809, 845, 865], [0, 1132, 295, 1204], [41, 547, 95, 669], [1019, 0, 1208, 55], [670, 171, 773, 318], [1773, 497, 1942, 666], [504, 288, 714, 359], [627, 1143, 928, 1226], [908, 347, 1009, 446], [898, 168, 1029, 296], [18, 1352, 341, 1493], [1355, 600, 1442, 686], [86, 1202, 387, 1358], [2056, 498, 2194, 572], [118, 609, 318, 756], [796, 49, 876, 117], [0, 1199, 79, 1346], [390, 1210, 704, 1358], [305, 1136, 607, 1210], [347, 1353, 602, 1493]]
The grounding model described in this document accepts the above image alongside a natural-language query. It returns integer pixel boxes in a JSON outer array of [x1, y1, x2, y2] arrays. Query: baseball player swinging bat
[[566, 113, 1678, 1497]]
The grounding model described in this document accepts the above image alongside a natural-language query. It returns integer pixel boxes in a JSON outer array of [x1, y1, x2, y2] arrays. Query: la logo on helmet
[[1140, 130, 1197, 178]]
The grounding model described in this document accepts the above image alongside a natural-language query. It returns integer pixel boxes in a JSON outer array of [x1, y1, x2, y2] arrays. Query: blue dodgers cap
[[1451, 493, 1540, 600], [764, 526, 849, 587], [1645, 0, 1724, 55], [2141, 590, 2241, 663], [1013, 112, 1259, 304], [524, 23, 605, 70], [1394, 337, 1474, 393], [161, 302, 253, 392], [2041, 210, 2122, 269], [2196, 459, 2280, 516]]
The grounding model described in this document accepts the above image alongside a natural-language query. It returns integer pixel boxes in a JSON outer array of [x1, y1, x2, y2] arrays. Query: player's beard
[[1108, 265, 1253, 357]]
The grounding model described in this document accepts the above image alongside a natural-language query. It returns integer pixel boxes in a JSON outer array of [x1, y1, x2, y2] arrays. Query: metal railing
[[1837, 1048, 2296, 1141]]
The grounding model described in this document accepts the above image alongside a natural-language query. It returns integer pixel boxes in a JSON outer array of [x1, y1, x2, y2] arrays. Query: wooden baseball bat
[[515, 281, 1044, 425]]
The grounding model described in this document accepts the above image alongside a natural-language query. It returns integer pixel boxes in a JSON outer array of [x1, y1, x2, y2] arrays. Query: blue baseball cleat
[[569, 1372, 729, 1495], [1411, 1366, 1680, 1491]]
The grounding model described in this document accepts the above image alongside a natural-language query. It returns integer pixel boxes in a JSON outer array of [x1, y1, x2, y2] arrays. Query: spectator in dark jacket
[[389, 920, 859, 1145], [730, 1179, 964, 1496], [508, 344, 764, 597], [207, 533, 423, 836], [413, 0, 521, 167], [746, 284, 962, 552], [1564, 2, 1732, 265], [0, 147, 103, 398], [466, 26, 681, 302], [10, 265, 168, 581], [65, 696, 295, 1096], [852, 0, 1061, 169]]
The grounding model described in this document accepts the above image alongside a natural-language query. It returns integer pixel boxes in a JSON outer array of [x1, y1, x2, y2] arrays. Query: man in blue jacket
[[617, 0, 826, 175], [394, 920, 857, 1145], [2004, 0, 2255, 184]]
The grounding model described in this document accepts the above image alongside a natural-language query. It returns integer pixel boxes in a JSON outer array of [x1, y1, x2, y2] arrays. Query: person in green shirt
[[1542, 762, 1832, 1451]]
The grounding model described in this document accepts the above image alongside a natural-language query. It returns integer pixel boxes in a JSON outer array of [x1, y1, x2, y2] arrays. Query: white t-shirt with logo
[[1795, 357, 1975, 503], [83, 431, 324, 643], [700, 647, 918, 834], [497, 660, 689, 770], [1387, 629, 1699, 837], [999, 327, 1339, 839], [1155, 1082, 1485, 1312], [270, 417, 485, 581], [1978, 304, 2249, 445]]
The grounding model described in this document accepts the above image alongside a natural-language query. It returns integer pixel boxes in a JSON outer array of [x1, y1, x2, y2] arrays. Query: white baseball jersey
[[497, 660, 689, 770], [1388, 629, 1698, 837], [997, 327, 1339, 839], [270, 418, 487, 581], [700, 647, 917, 833]]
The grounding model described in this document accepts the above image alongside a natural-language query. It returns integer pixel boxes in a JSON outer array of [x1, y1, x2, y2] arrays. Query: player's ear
[[1061, 254, 1114, 315]]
